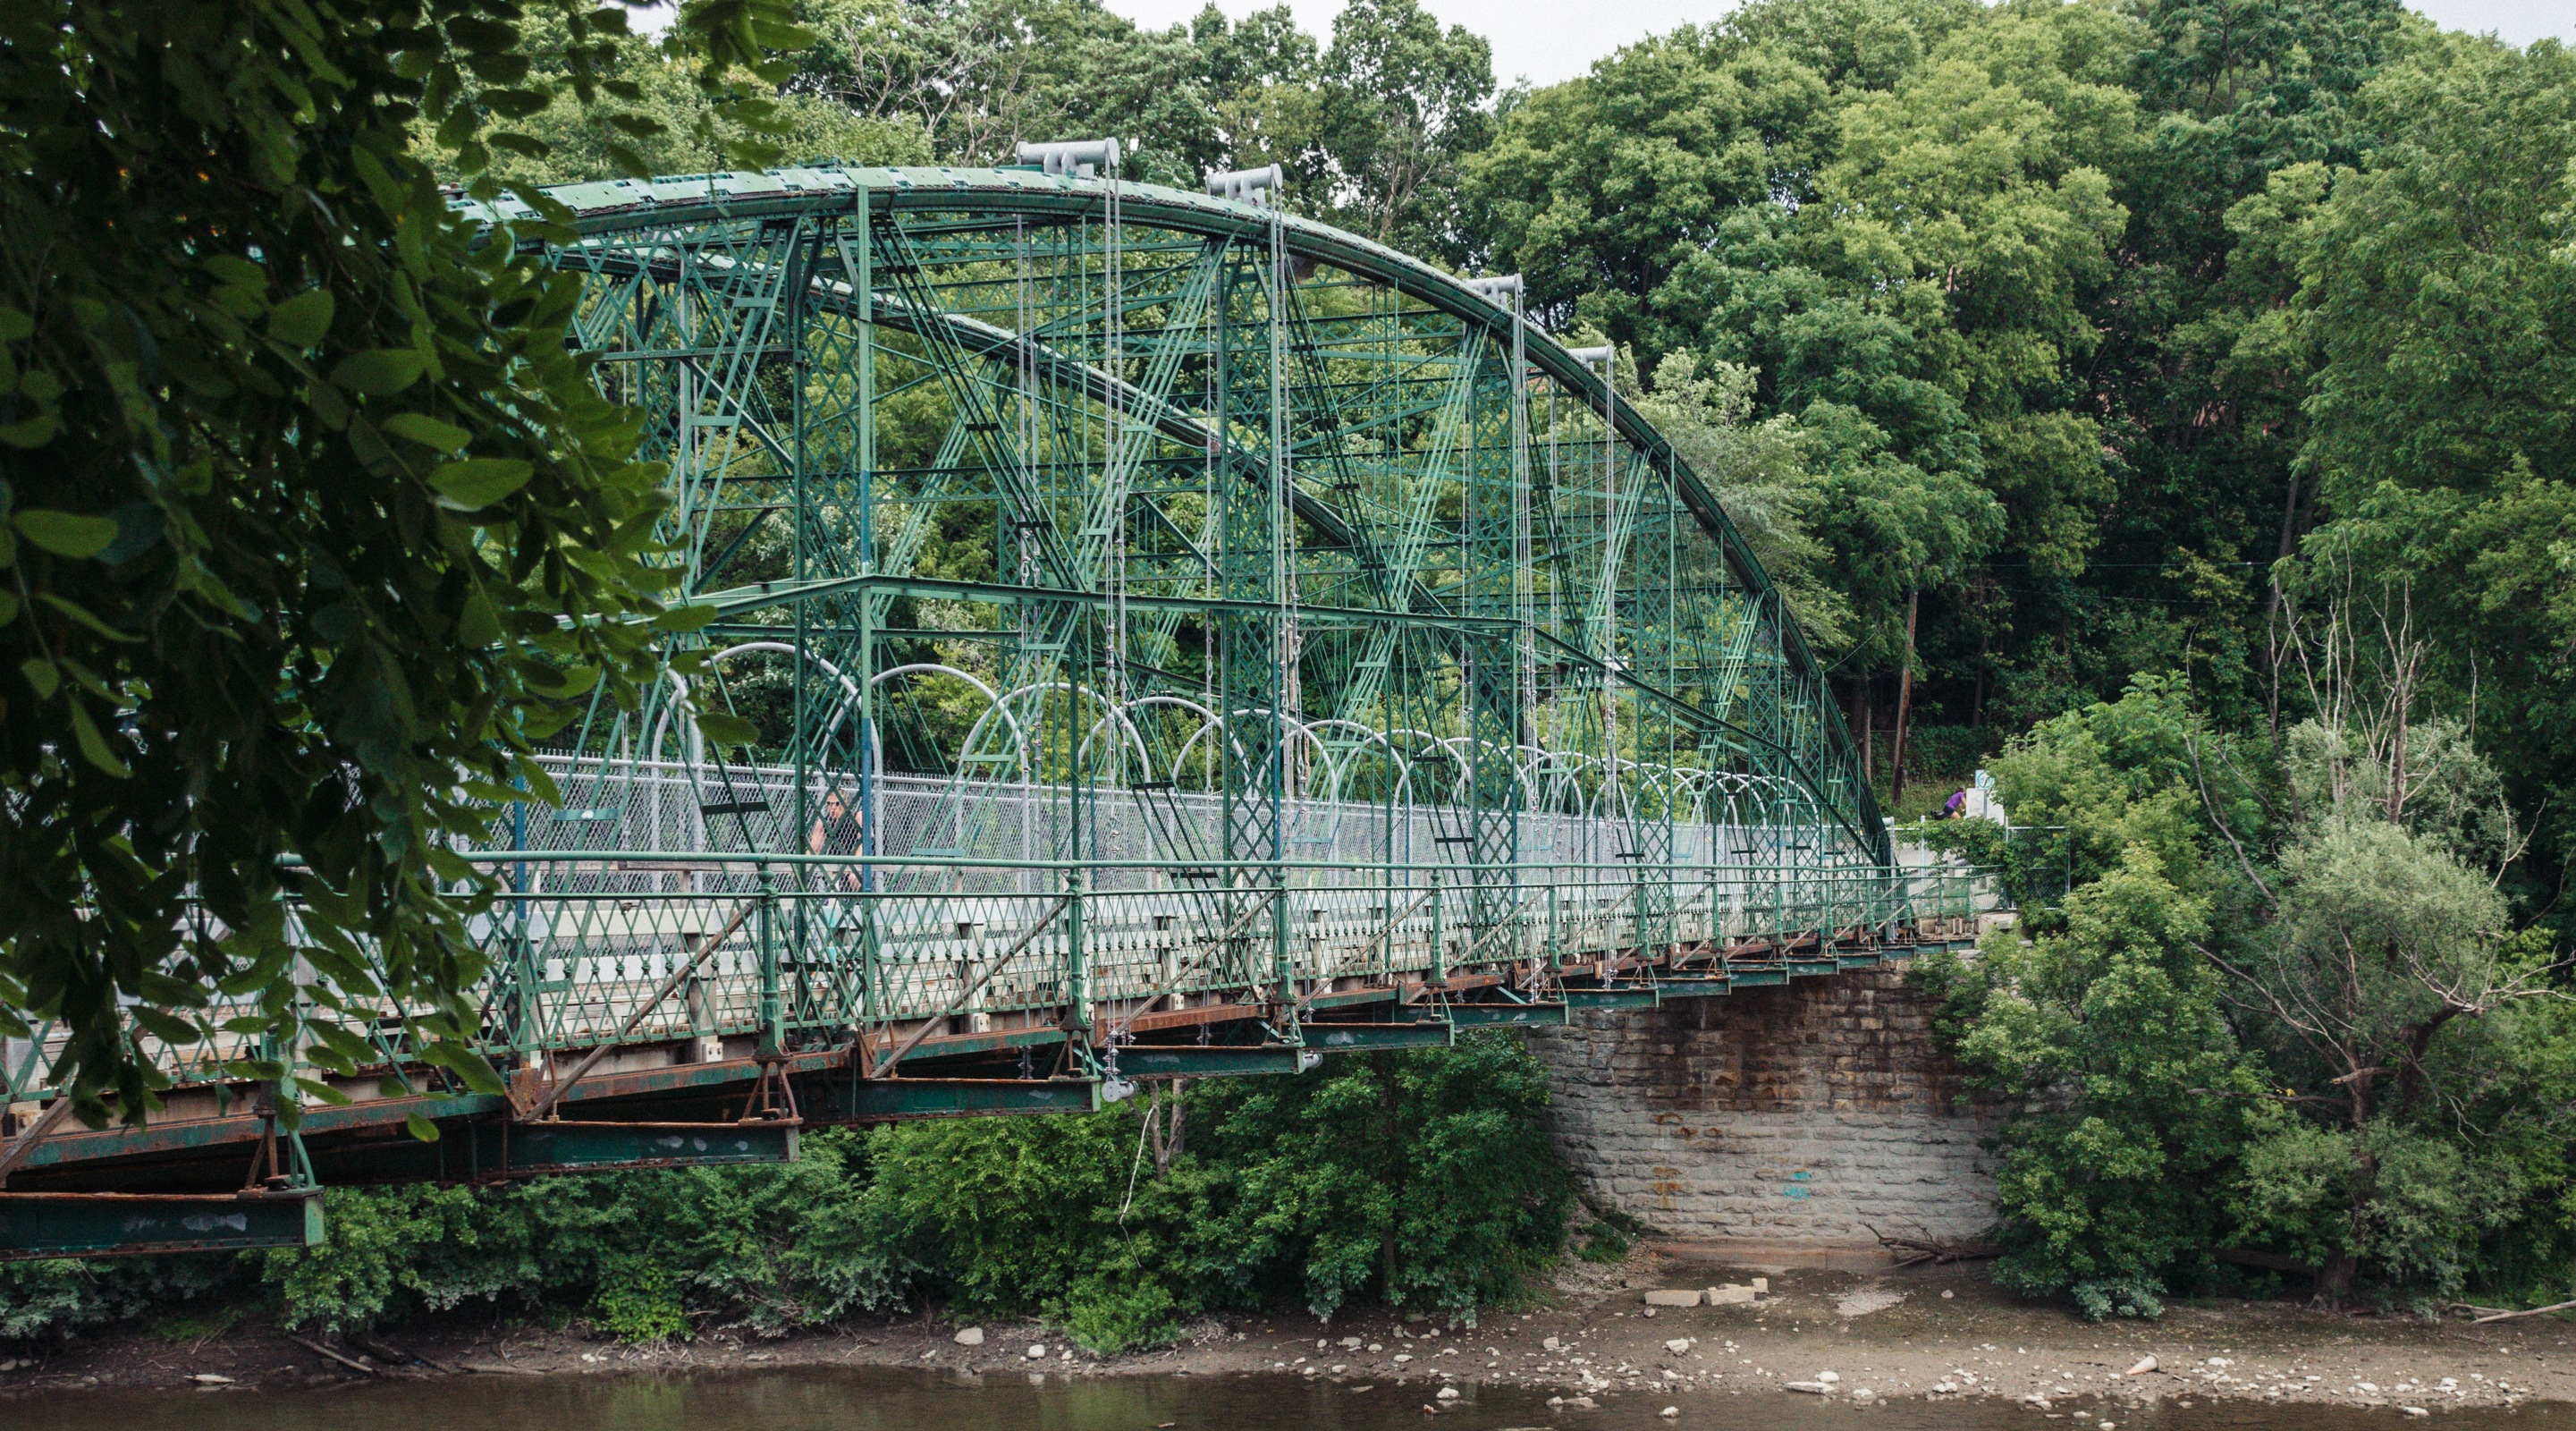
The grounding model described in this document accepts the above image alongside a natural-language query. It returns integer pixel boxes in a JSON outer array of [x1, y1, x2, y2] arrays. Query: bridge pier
[[1529, 961, 2005, 1247]]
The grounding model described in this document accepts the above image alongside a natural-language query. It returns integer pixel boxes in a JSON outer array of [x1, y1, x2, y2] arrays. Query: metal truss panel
[[1111, 1046, 1317, 1079], [1443, 1003, 1572, 1028], [1565, 988, 1660, 1010], [1304, 1021, 1456, 1051], [827, 1079, 1104, 1121], [0, 1190, 324, 1261], [317, 1122, 800, 1184]]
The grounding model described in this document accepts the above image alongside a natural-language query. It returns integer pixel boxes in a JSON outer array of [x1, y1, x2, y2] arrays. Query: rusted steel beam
[[0, 1096, 74, 1187], [15, 1049, 842, 1184]]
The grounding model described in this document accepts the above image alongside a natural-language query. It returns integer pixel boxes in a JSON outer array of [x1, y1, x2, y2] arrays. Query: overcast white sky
[[1099, 0, 2573, 89]]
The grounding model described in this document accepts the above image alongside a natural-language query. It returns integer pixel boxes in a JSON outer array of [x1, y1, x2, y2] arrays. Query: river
[[6, 1368, 2566, 1431]]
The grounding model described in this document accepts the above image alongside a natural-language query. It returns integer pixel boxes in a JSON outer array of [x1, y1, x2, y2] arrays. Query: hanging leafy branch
[[0, 0, 805, 1127]]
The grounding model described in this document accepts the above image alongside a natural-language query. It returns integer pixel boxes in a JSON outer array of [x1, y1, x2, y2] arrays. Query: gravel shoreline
[[4, 1242, 2568, 1412]]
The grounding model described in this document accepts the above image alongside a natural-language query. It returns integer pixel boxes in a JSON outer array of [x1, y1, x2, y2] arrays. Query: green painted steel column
[[758, 872, 782, 1056], [1430, 867, 1446, 987], [1065, 861, 1089, 1039]]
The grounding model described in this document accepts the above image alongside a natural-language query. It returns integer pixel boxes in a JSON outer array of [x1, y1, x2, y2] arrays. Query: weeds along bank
[[0, 1033, 1571, 1351]]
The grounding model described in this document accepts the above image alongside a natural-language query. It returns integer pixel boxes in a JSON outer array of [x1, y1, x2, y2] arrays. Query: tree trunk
[[2265, 470, 2303, 741], [1377, 1054, 1402, 1295], [1971, 621, 1989, 730], [2317, 1252, 2358, 1301], [1857, 677, 1874, 781], [1891, 588, 1921, 799]]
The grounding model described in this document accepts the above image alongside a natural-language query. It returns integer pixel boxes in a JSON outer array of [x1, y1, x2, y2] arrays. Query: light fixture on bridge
[[1565, 344, 1614, 368], [1464, 273, 1523, 305], [1018, 139, 1123, 179], [1204, 164, 1285, 206]]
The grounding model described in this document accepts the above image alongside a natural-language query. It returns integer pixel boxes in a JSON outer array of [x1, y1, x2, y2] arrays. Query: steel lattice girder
[[460, 165, 1884, 860], [443, 164, 1925, 1069]]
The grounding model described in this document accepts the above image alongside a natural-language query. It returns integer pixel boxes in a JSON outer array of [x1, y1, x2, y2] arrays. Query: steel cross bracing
[[0, 165, 1995, 1258]]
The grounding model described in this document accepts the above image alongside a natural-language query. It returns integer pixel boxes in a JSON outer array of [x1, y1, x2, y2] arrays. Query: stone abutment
[[1526, 962, 2006, 1245]]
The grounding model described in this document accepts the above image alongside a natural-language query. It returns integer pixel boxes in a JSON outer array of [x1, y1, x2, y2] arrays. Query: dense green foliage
[[1917, 629, 2576, 1314], [0, 1035, 1567, 1349]]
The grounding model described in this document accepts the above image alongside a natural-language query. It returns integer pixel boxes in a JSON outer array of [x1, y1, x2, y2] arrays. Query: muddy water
[[6, 1368, 2566, 1431]]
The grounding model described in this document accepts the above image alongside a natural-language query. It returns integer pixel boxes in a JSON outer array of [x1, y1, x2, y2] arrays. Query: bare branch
[[2190, 732, 2278, 914]]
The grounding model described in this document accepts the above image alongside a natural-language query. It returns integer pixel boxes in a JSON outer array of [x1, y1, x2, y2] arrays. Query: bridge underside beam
[[0, 1190, 325, 1261]]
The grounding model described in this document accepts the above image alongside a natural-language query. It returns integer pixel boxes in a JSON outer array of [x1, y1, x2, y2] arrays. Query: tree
[[1308, 0, 1494, 254], [1460, 28, 1837, 335], [792, 0, 1321, 191], [1818, 5, 2140, 585], [2283, 34, 2576, 876], [471, 15, 933, 190], [2197, 560, 2565, 1298], [1629, 351, 1852, 648], [0, 0, 802, 1124], [1718, 0, 1981, 93], [1915, 843, 2261, 1320]]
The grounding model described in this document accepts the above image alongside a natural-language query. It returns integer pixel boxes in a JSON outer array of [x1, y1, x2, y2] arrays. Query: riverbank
[[5, 1241, 2569, 1414]]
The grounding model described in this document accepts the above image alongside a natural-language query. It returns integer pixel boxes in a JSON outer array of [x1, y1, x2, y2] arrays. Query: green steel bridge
[[0, 153, 1988, 1260]]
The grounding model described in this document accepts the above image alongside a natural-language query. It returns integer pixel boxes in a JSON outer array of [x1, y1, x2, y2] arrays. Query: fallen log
[[458, 1360, 545, 1376], [2474, 1298, 2576, 1325], [285, 1333, 379, 1376], [348, 1328, 452, 1374], [1869, 1226, 2002, 1267]]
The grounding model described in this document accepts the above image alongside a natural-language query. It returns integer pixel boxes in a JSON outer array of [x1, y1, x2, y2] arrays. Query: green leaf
[[457, 584, 502, 647], [487, 131, 553, 160], [292, 1077, 355, 1106], [653, 602, 720, 631], [18, 657, 58, 699], [463, 52, 529, 84], [535, 664, 601, 699], [383, 411, 472, 452], [201, 256, 266, 289], [64, 699, 131, 776], [130, 1007, 200, 1045], [266, 288, 335, 347], [0, 589, 14, 624], [427, 457, 535, 510], [444, 15, 519, 53], [405, 1112, 442, 1142], [0, 306, 30, 342], [0, 412, 59, 449], [38, 593, 141, 642], [331, 349, 427, 395], [483, 87, 551, 121], [13, 509, 117, 557], [417, 1041, 507, 1095], [696, 710, 759, 748]]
